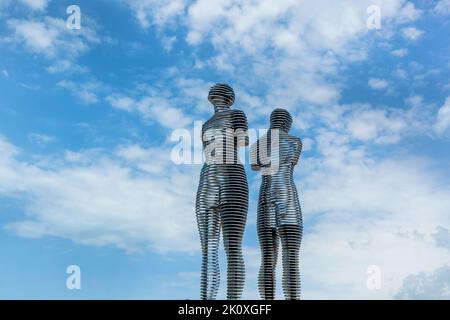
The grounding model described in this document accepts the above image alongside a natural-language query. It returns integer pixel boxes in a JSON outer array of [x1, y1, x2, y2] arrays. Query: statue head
[[270, 108, 292, 132], [208, 83, 235, 109]]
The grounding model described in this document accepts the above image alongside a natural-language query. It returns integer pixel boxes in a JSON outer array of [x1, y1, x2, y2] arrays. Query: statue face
[[270, 108, 292, 132], [208, 83, 235, 107]]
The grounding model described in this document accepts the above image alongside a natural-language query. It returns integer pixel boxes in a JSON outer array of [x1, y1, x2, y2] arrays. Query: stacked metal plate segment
[[196, 84, 249, 300], [250, 108, 303, 300]]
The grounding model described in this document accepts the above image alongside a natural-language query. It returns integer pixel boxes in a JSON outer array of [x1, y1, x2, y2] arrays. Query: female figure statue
[[250, 108, 303, 300]]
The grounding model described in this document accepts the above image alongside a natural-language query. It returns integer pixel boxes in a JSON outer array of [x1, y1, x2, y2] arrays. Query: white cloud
[[394, 265, 450, 299], [127, 0, 186, 29], [105, 77, 213, 129], [182, 0, 392, 52], [28, 133, 56, 146], [345, 106, 408, 143], [405, 94, 423, 108], [434, 97, 450, 136], [309, 101, 429, 145], [434, 227, 450, 250], [401, 27, 424, 41], [106, 93, 193, 129], [46, 60, 89, 74], [19, 0, 50, 11], [390, 48, 408, 57], [126, 0, 414, 107], [298, 129, 450, 298], [106, 94, 136, 112], [435, 0, 450, 15], [368, 78, 389, 90], [2, 70, 9, 77], [0, 136, 199, 254], [7, 16, 100, 72], [8, 19, 59, 55], [393, 68, 407, 79], [395, 1, 421, 23], [0, 136, 18, 159], [161, 35, 176, 52], [58, 80, 104, 105], [0, 0, 50, 11]]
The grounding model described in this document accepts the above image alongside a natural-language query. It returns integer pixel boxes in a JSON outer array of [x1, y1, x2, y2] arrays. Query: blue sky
[[0, 0, 450, 299]]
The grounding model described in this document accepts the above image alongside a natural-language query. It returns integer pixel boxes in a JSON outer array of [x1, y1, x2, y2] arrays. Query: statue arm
[[233, 109, 249, 147], [250, 142, 262, 171], [291, 137, 303, 165], [250, 135, 272, 171]]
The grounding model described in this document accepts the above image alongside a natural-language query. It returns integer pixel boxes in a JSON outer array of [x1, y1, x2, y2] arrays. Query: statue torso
[[202, 109, 247, 165]]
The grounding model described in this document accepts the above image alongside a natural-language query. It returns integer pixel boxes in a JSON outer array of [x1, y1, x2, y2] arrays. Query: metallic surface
[[250, 108, 303, 300], [196, 84, 249, 300]]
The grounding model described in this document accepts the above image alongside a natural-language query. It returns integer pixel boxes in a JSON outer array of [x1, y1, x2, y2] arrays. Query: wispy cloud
[[390, 48, 409, 57], [105, 76, 212, 129], [434, 97, 450, 136], [57, 79, 104, 105], [401, 27, 424, 41], [28, 133, 56, 146], [19, 0, 50, 11], [394, 265, 450, 299], [368, 78, 389, 90], [434, 0, 450, 15], [6, 14, 100, 73], [7, 17, 99, 57]]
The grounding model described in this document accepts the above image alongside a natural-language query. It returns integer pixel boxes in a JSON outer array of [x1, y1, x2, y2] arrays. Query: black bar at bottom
[[0, 300, 447, 319]]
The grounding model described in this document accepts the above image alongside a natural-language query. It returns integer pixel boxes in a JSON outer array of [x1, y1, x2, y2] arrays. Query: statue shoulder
[[231, 109, 247, 119], [231, 109, 248, 129]]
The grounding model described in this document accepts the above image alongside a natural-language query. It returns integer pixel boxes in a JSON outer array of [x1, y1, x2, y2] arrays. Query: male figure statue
[[196, 84, 249, 300]]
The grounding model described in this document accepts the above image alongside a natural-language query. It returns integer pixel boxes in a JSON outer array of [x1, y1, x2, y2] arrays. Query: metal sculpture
[[250, 108, 303, 300], [196, 84, 249, 300]]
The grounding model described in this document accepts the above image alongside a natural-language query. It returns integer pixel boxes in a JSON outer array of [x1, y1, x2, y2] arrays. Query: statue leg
[[257, 199, 279, 300], [196, 173, 221, 300], [220, 166, 248, 300], [279, 224, 302, 300]]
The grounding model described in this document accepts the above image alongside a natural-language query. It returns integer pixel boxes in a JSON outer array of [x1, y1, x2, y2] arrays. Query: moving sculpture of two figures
[[196, 84, 303, 300]]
